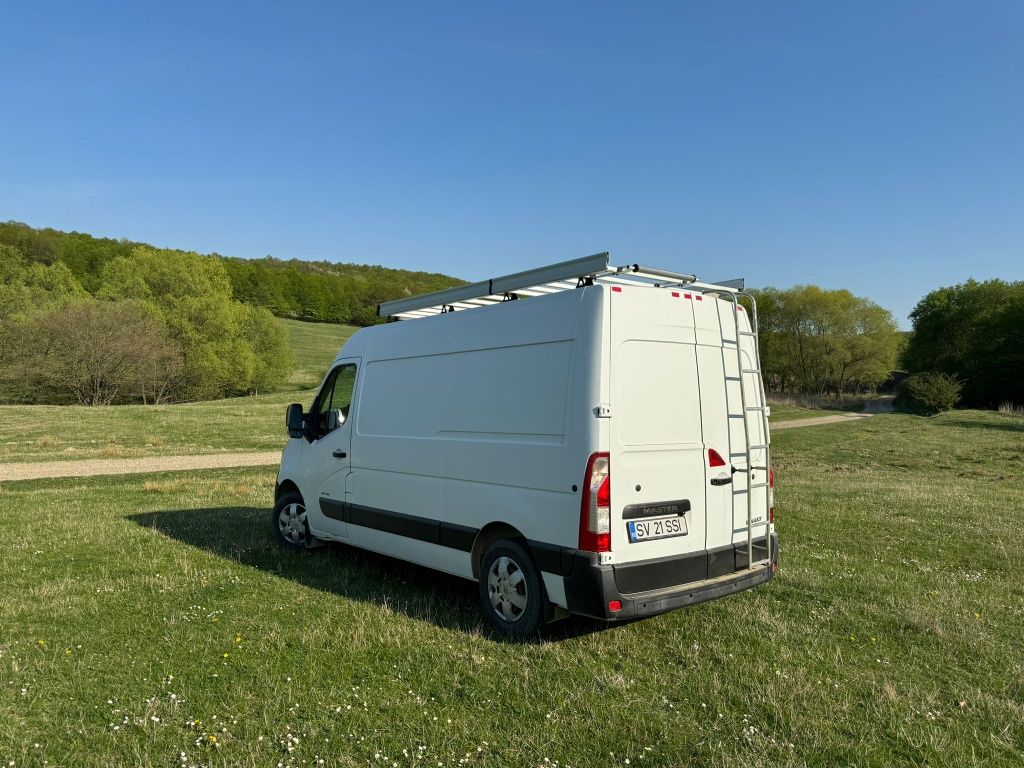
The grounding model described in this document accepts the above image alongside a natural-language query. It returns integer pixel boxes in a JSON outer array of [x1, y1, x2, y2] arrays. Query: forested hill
[[0, 221, 464, 326]]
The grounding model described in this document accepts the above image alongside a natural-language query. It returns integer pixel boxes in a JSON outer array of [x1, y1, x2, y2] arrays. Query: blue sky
[[2, 1, 1021, 326]]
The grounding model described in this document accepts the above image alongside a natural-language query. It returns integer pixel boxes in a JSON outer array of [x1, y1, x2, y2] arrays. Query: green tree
[[904, 279, 1024, 407], [0, 244, 88, 321], [97, 246, 293, 400], [751, 285, 903, 395]]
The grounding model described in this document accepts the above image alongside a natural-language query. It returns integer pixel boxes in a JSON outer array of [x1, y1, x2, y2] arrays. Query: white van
[[274, 254, 776, 637]]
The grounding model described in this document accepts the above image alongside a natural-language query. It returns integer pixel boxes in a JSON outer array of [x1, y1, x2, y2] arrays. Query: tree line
[[2, 221, 1016, 412], [748, 279, 1023, 413], [0, 221, 464, 327]]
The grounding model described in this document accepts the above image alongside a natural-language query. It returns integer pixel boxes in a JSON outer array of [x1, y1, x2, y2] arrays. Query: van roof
[[377, 253, 745, 321]]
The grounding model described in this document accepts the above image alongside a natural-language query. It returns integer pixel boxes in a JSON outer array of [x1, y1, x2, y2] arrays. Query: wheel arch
[[470, 522, 528, 579], [275, 478, 301, 502]]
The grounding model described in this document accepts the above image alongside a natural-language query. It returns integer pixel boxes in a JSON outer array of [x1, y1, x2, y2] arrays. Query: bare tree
[[9, 301, 183, 405]]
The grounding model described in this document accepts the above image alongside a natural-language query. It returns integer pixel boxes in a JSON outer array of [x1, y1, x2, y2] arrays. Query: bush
[[897, 372, 962, 415]]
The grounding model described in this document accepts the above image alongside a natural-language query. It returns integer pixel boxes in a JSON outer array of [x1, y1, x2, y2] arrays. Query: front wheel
[[478, 540, 545, 637], [273, 491, 310, 550]]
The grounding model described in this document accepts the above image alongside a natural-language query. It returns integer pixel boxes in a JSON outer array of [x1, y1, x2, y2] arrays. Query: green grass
[[0, 319, 358, 463], [1, 410, 1022, 766], [277, 319, 359, 392]]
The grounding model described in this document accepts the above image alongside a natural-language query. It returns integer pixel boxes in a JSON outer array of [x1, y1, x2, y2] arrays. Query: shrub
[[897, 372, 962, 415]]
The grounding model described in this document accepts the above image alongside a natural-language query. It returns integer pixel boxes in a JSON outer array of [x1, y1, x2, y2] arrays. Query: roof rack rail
[[377, 252, 741, 320]]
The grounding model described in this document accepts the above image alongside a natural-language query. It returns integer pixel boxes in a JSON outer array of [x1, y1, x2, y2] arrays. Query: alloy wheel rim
[[278, 502, 307, 545], [487, 555, 528, 622]]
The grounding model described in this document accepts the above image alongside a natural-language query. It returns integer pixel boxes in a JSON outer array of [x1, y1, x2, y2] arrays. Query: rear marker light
[[684, 293, 692, 299], [611, 286, 622, 292], [579, 452, 611, 553], [608, 600, 622, 613], [708, 448, 727, 467], [671, 291, 680, 298]]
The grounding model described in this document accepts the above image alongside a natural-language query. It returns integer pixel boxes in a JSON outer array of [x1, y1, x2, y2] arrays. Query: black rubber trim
[[319, 497, 346, 521], [611, 535, 771, 594], [350, 503, 439, 543], [314, 500, 473, 555], [528, 540, 577, 577], [622, 499, 691, 520], [315, 500, 578, 574], [564, 533, 778, 620], [439, 522, 477, 551]]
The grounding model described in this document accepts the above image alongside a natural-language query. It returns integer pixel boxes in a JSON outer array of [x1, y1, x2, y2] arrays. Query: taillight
[[579, 452, 611, 552], [708, 448, 727, 467]]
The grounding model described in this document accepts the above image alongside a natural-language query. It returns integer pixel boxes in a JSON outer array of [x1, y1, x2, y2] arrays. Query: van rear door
[[692, 297, 769, 561], [608, 287, 709, 577]]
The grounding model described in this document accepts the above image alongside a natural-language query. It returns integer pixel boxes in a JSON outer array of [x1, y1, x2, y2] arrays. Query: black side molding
[[315, 498, 575, 576]]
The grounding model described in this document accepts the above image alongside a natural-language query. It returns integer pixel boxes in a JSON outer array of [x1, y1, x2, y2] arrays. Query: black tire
[[272, 491, 310, 551], [478, 539, 545, 637]]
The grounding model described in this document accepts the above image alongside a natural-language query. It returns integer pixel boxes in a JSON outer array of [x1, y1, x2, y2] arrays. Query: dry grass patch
[[141, 479, 192, 494]]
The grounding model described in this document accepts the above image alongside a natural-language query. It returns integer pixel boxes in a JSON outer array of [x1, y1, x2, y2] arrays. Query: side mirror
[[285, 403, 304, 438]]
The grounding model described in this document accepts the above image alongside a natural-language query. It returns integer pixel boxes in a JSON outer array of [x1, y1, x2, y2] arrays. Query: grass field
[[277, 319, 359, 393], [2, 410, 1022, 767]]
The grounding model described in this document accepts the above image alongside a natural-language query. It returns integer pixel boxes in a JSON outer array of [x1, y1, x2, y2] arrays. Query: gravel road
[[0, 451, 282, 482], [771, 413, 869, 430]]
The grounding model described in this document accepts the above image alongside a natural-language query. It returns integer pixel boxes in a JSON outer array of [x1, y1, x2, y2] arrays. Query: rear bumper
[[563, 533, 778, 620]]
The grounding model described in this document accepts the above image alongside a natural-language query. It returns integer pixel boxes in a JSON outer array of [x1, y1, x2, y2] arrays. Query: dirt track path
[[0, 451, 282, 482], [771, 413, 869, 430]]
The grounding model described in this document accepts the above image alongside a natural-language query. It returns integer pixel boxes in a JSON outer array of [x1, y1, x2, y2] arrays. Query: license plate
[[627, 515, 687, 543]]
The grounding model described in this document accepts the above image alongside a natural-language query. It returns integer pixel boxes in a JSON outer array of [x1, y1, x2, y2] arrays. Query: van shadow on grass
[[129, 506, 608, 643]]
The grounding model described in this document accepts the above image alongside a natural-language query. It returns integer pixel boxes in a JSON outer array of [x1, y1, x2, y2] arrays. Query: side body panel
[[301, 288, 605, 592]]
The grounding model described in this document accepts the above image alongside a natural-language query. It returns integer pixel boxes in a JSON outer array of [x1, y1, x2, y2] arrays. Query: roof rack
[[377, 252, 744, 320]]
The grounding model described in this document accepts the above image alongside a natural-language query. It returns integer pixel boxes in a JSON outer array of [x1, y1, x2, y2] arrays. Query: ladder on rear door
[[720, 291, 772, 570]]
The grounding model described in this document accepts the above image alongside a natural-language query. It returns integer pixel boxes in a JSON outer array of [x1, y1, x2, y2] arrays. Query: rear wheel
[[478, 540, 544, 637], [273, 491, 309, 550]]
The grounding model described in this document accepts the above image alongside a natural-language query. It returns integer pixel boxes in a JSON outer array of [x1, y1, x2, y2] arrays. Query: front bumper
[[563, 533, 778, 620]]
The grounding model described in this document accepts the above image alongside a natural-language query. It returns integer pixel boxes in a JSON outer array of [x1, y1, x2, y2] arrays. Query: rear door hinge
[[594, 403, 613, 418]]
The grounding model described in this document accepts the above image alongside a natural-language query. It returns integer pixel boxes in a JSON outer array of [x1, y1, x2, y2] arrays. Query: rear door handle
[[332, 449, 347, 458], [710, 475, 732, 486]]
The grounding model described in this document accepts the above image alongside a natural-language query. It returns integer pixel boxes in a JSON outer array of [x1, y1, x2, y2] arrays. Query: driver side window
[[310, 363, 357, 440]]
